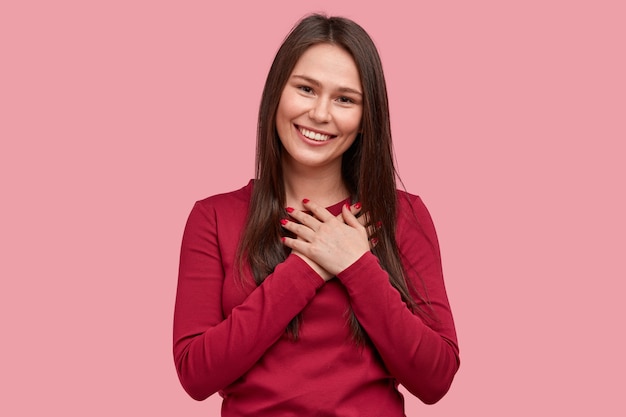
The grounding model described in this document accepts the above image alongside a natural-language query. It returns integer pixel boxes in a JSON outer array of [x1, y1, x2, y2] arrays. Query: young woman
[[173, 14, 459, 416]]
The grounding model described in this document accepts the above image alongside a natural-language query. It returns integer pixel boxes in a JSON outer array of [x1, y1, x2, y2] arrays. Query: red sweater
[[173, 181, 459, 416]]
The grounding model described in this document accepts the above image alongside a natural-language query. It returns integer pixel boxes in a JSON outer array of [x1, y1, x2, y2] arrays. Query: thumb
[[341, 203, 363, 228]]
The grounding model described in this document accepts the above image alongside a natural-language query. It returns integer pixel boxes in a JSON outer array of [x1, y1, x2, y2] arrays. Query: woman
[[173, 14, 459, 416]]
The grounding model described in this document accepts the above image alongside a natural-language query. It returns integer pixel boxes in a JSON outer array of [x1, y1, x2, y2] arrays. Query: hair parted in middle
[[237, 13, 431, 343]]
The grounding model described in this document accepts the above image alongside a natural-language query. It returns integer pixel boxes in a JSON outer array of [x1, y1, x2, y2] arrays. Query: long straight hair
[[237, 14, 430, 343]]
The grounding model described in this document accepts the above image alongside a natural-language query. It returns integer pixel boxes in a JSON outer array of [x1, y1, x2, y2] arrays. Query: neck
[[282, 160, 349, 210]]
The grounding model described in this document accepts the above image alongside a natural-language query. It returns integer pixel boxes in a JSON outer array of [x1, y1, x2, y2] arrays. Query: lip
[[294, 124, 337, 145]]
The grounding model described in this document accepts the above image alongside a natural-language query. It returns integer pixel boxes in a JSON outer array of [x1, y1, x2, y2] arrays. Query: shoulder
[[184, 180, 253, 229], [197, 179, 254, 207], [396, 189, 431, 222], [395, 189, 440, 250], [194, 180, 253, 213]]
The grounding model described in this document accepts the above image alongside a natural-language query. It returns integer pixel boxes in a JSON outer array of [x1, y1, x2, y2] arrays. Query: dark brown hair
[[237, 14, 429, 343]]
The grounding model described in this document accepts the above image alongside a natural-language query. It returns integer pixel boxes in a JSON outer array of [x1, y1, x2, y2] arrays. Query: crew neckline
[[245, 179, 353, 216], [325, 197, 353, 216]]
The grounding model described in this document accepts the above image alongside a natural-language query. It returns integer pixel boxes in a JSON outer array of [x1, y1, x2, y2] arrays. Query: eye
[[337, 96, 355, 104], [298, 85, 314, 94]]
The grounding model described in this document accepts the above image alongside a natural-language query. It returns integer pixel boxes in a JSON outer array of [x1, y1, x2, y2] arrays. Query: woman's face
[[276, 43, 363, 174]]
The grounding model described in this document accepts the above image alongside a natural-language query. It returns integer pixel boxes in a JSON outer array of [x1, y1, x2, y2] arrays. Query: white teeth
[[300, 127, 331, 141]]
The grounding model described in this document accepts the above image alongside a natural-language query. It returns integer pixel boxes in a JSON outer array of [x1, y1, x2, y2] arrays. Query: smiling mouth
[[297, 125, 336, 142]]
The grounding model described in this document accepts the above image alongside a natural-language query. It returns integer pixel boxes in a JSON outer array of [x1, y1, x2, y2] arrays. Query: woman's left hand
[[281, 199, 371, 276]]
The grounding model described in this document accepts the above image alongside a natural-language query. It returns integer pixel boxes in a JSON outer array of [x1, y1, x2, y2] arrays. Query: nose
[[309, 99, 331, 123]]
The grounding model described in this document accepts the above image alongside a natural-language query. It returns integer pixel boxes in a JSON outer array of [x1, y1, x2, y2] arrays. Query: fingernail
[[281, 237, 286, 242], [302, 198, 310, 204], [376, 221, 382, 228], [371, 237, 379, 245], [344, 203, 350, 209], [354, 202, 362, 210], [280, 218, 288, 225], [286, 207, 294, 213]]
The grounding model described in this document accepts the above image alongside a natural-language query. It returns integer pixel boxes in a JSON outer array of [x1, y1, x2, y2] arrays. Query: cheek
[[275, 104, 298, 149], [346, 111, 363, 134], [275, 99, 291, 134], [276, 98, 301, 132]]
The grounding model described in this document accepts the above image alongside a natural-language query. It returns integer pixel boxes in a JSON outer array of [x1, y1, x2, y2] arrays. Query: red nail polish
[[286, 207, 294, 213], [280, 218, 288, 225], [354, 202, 362, 210], [281, 237, 286, 242], [376, 221, 382, 228], [371, 237, 379, 245], [344, 203, 350, 209], [302, 198, 310, 204]]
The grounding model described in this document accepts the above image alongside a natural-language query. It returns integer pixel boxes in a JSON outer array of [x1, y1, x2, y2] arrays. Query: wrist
[[292, 252, 334, 282]]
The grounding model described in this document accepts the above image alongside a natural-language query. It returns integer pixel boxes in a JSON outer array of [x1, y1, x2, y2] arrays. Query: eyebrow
[[292, 75, 363, 96]]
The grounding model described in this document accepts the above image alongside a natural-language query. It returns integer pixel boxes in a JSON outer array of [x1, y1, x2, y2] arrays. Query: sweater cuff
[[336, 252, 384, 286], [279, 253, 326, 291]]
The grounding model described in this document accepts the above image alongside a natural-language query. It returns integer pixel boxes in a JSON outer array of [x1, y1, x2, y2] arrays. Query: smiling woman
[[173, 13, 460, 416], [277, 44, 363, 177]]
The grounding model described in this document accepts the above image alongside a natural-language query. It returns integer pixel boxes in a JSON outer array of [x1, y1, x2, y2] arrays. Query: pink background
[[2, 0, 625, 415]]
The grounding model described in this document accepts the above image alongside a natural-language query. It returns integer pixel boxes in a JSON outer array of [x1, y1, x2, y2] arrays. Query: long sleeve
[[336, 194, 459, 404], [173, 199, 324, 401]]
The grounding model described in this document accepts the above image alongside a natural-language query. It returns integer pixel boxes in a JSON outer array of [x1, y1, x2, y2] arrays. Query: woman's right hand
[[282, 202, 376, 282]]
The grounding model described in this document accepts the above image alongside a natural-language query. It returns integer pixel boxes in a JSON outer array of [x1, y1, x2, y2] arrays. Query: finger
[[280, 237, 334, 281], [281, 235, 301, 253], [286, 206, 322, 232], [301, 198, 335, 223], [335, 201, 362, 223], [367, 220, 383, 238], [354, 211, 381, 237], [280, 218, 315, 242], [341, 203, 366, 230], [356, 211, 370, 227], [355, 212, 381, 246]]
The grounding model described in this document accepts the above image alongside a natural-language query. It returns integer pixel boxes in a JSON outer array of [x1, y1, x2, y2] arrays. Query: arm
[[336, 195, 459, 404], [173, 201, 324, 400]]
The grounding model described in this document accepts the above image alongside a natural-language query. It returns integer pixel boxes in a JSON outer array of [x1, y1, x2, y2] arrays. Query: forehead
[[290, 43, 361, 89]]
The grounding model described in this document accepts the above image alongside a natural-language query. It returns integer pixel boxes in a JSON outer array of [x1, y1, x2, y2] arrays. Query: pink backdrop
[[2, 0, 625, 415]]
